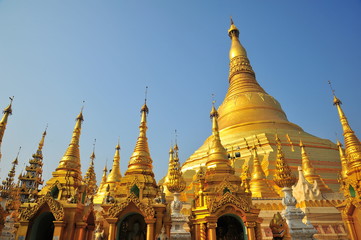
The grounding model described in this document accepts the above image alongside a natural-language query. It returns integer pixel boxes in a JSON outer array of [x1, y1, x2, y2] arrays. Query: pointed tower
[[0, 151, 19, 199], [83, 145, 97, 199], [118, 102, 158, 200], [336, 141, 348, 180], [299, 140, 332, 193], [182, 18, 340, 194], [39, 110, 84, 199], [94, 163, 108, 204], [249, 146, 279, 198], [0, 97, 13, 160], [18, 129, 47, 203], [190, 104, 262, 240], [333, 94, 361, 239], [96, 142, 122, 202]]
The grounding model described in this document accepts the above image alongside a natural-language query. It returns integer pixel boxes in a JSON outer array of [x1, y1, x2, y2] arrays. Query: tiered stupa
[[182, 19, 341, 196]]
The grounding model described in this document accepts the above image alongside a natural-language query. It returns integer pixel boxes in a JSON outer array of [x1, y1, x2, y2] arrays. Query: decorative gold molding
[[20, 192, 64, 221], [210, 192, 250, 214], [108, 193, 155, 219]]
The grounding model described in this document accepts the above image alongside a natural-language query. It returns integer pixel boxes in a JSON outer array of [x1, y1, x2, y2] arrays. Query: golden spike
[[206, 103, 233, 174], [337, 140, 348, 179], [167, 144, 186, 193], [37, 125, 47, 153], [83, 139, 97, 197], [55, 109, 84, 175], [330, 83, 361, 177], [299, 140, 315, 177], [106, 141, 122, 182], [0, 97, 14, 159], [126, 102, 153, 175], [273, 135, 296, 188], [240, 163, 251, 193], [251, 146, 266, 180]]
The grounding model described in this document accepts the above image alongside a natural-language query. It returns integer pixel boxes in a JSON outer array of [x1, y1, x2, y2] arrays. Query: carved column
[[145, 218, 156, 240], [75, 222, 87, 240], [200, 223, 207, 240], [245, 222, 256, 240], [207, 222, 217, 240], [155, 209, 164, 236], [53, 221, 66, 240], [106, 218, 118, 240]]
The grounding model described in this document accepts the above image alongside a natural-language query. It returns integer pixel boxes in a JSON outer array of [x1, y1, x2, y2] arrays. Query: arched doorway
[[216, 215, 245, 240], [29, 211, 55, 240], [116, 213, 146, 240]]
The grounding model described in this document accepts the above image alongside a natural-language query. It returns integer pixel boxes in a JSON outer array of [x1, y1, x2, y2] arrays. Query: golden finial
[[299, 140, 315, 177], [250, 145, 266, 180], [167, 144, 186, 193], [54, 108, 84, 177], [0, 97, 14, 160], [337, 140, 348, 179], [0, 146, 20, 198], [240, 164, 251, 193], [83, 139, 97, 197], [106, 141, 122, 182], [273, 135, 297, 188], [37, 125, 48, 153], [329, 81, 361, 176]]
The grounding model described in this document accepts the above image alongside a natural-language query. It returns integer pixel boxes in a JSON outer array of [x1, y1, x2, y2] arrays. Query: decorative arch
[[108, 193, 155, 220], [210, 192, 250, 215], [21, 192, 65, 221]]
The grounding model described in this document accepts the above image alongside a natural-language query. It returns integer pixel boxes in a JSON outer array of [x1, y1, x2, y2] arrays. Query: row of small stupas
[[0, 18, 359, 240]]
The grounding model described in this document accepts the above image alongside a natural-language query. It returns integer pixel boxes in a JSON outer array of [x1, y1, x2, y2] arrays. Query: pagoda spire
[[333, 95, 361, 176], [39, 109, 84, 199], [93, 162, 108, 204], [273, 135, 297, 188], [83, 140, 98, 198], [165, 146, 175, 185], [0, 147, 20, 199], [106, 141, 122, 183], [0, 97, 13, 160], [337, 140, 348, 180], [299, 140, 332, 193], [205, 104, 233, 174], [249, 145, 279, 198], [167, 145, 186, 194], [19, 128, 47, 203], [56, 109, 84, 175], [125, 101, 153, 176]]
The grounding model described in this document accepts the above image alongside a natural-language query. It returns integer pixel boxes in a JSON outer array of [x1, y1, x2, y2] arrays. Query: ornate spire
[[250, 146, 266, 180], [93, 162, 108, 204], [299, 140, 332, 193], [240, 164, 251, 193], [337, 140, 348, 179], [273, 135, 297, 188], [299, 140, 315, 178], [249, 146, 279, 198], [55, 110, 84, 175], [39, 109, 84, 199], [0, 97, 13, 160], [19, 128, 47, 203], [106, 141, 122, 182], [333, 94, 361, 175], [83, 140, 98, 197], [125, 102, 153, 176], [167, 145, 186, 193], [0, 147, 20, 199], [206, 104, 233, 174]]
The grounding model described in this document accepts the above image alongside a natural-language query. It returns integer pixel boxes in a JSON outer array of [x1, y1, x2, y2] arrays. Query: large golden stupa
[[182, 20, 341, 195]]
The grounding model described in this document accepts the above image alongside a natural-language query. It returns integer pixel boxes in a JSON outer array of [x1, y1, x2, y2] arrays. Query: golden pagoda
[[190, 104, 262, 240], [0, 97, 13, 160], [332, 94, 361, 239], [182, 19, 341, 196], [98, 102, 170, 240], [16, 110, 96, 240]]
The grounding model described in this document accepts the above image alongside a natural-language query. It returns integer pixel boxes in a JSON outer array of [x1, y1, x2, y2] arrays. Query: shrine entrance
[[216, 215, 245, 240], [116, 213, 146, 240], [29, 211, 55, 240]]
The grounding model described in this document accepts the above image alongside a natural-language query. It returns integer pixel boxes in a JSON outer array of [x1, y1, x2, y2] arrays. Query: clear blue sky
[[0, 1, 360, 183]]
